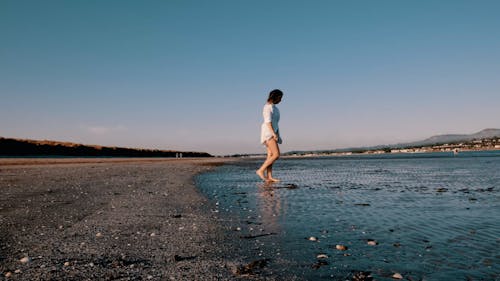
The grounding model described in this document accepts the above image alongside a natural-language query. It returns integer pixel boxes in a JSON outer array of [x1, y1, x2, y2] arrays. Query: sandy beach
[[0, 158, 240, 280]]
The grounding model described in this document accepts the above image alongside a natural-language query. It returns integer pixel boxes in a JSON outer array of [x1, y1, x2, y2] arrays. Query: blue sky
[[1, 1, 499, 155]]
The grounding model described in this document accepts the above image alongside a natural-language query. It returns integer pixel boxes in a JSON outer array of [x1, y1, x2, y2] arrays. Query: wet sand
[[0, 158, 240, 280]]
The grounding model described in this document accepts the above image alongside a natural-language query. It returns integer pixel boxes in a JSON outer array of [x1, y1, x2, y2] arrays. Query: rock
[[19, 256, 30, 264], [14, 269, 21, 274], [96, 232, 103, 238], [174, 255, 197, 262], [147, 275, 153, 279], [63, 261, 70, 267], [392, 272, 403, 279], [352, 271, 373, 281], [4, 272, 12, 278], [150, 232, 156, 237], [311, 260, 328, 270], [316, 254, 328, 259], [308, 236, 318, 241], [367, 239, 378, 246], [336, 244, 348, 251], [235, 258, 269, 275]]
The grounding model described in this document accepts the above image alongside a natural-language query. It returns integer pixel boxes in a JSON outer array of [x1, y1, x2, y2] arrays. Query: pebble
[[352, 271, 372, 281], [19, 256, 30, 264], [5, 272, 12, 278], [308, 236, 318, 241], [14, 269, 21, 274], [150, 232, 156, 237], [367, 240, 378, 246], [316, 254, 328, 259], [392, 273, 403, 279], [147, 275, 153, 279], [336, 244, 348, 251], [96, 232, 103, 237], [64, 261, 70, 267], [236, 227, 241, 231]]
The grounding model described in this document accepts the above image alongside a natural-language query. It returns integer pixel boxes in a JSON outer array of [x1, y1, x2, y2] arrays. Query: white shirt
[[260, 103, 282, 144]]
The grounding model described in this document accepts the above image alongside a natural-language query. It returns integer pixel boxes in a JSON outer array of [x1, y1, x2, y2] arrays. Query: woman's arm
[[266, 122, 278, 141]]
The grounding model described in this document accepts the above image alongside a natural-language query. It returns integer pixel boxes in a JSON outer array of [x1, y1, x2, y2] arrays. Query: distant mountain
[[285, 128, 500, 155], [399, 128, 500, 148], [0, 137, 213, 157]]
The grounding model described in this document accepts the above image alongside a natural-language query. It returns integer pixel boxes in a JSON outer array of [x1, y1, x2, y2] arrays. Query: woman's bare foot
[[256, 170, 267, 181], [267, 177, 280, 182]]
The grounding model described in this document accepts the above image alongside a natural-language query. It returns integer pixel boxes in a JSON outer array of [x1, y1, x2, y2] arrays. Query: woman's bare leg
[[266, 146, 273, 179], [256, 138, 280, 181]]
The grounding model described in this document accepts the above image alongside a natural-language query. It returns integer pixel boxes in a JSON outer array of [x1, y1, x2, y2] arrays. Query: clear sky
[[1, 1, 499, 155]]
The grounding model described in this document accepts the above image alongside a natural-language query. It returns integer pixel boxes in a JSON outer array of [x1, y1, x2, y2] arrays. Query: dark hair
[[267, 89, 283, 103]]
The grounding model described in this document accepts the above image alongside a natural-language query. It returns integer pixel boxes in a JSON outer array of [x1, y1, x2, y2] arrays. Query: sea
[[196, 151, 500, 281]]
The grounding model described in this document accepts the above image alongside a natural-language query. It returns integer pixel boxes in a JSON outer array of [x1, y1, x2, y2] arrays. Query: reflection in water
[[256, 183, 286, 234]]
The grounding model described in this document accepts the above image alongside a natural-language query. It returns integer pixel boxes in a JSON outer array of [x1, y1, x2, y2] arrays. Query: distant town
[[287, 137, 500, 157]]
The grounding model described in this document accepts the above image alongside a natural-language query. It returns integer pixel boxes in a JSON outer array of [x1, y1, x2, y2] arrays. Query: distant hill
[[285, 128, 500, 155], [396, 128, 500, 148], [0, 137, 212, 157]]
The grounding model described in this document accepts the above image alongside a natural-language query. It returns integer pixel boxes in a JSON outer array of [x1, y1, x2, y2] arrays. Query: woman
[[256, 89, 283, 182]]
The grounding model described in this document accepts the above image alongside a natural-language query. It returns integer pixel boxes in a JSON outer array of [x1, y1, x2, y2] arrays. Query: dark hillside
[[0, 137, 212, 157]]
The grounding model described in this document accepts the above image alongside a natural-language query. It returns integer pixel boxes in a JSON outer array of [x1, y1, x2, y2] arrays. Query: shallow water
[[196, 151, 500, 280]]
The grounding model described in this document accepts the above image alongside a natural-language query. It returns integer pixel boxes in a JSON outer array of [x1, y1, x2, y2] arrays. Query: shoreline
[[0, 158, 242, 280]]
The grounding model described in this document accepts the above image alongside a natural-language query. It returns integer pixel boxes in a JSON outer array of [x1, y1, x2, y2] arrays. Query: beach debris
[[311, 260, 328, 270], [351, 271, 373, 281], [285, 183, 298, 189], [235, 258, 269, 275], [171, 214, 182, 218], [174, 255, 197, 262], [436, 187, 448, 193], [308, 236, 318, 242], [96, 232, 103, 238], [19, 256, 30, 264], [367, 239, 378, 246], [240, 233, 276, 239], [316, 254, 329, 259], [392, 272, 403, 279], [355, 203, 371, 206], [336, 244, 348, 251]]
